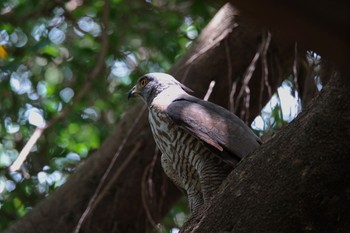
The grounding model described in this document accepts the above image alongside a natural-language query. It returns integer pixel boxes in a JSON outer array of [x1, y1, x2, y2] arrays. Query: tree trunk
[[4, 3, 301, 233], [180, 72, 350, 233]]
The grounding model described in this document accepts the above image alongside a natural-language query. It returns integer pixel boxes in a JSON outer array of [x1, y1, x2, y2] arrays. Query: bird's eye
[[140, 78, 148, 88]]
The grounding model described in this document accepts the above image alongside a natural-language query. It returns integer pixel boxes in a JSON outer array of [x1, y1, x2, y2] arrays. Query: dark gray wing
[[166, 95, 261, 165]]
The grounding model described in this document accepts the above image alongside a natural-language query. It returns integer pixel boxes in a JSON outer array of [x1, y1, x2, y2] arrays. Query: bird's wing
[[166, 95, 261, 164]]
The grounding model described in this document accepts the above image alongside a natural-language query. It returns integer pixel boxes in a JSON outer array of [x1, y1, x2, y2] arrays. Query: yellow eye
[[140, 78, 148, 87]]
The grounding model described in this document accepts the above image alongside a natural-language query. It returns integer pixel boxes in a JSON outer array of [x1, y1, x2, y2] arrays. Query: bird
[[128, 73, 261, 213]]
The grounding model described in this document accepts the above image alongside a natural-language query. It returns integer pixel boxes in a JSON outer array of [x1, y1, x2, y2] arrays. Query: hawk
[[128, 73, 261, 212]]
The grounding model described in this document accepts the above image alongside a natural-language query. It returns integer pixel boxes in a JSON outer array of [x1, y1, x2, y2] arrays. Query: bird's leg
[[187, 189, 204, 213], [161, 154, 204, 213], [161, 154, 185, 189], [196, 156, 232, 203]]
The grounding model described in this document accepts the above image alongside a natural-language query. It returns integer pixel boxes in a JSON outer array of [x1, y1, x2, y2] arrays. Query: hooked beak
[[128, 85, 140, 100]]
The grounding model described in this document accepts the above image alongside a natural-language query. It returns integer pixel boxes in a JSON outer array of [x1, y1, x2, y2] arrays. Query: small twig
[[259, 32, 272, 111], [9, 127, 44, 172], [156, 147, 168, 217], [159, 171, 169, 217], [243, 86, 251, 122], [224, 37, 233, 111], [203, 80, 216, 101], [141, 162, 161, 233], [234, 45, 261, 113], [148, 147, 160, 215], [262, 32, 272, 97], [229, 80, 237, 112], [292, 42, 300, 97]]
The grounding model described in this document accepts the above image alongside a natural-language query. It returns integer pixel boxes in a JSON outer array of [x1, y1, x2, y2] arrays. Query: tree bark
[[4, 3, 301, 233], [180, 72, 350, 233]]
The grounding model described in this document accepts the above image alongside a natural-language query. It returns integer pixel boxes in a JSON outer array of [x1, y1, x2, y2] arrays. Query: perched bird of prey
[[128, 73, 261, 212]]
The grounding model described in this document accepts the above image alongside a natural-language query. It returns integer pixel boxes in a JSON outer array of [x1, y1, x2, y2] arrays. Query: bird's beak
[[128, 85, 140, 100]]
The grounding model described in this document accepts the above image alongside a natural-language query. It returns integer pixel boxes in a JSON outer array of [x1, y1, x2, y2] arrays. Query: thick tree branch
[[181, 72, 350, 233]]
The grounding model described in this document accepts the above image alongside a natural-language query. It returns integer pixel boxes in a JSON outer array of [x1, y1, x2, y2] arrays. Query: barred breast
[[149, 109, 205, 189], [148, 108, 232, 211]]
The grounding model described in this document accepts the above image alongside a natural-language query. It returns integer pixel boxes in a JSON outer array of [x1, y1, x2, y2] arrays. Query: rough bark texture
[[181, 73, 350, 233], [4, 3, 303, 233]]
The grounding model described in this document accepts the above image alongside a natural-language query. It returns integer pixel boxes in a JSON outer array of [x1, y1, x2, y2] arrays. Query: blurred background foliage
[[0, 0, 301, 232], [0, 0, 218, 231]]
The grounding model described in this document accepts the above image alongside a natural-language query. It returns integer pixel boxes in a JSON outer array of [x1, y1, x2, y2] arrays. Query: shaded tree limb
[[180, 71, 350, 233]]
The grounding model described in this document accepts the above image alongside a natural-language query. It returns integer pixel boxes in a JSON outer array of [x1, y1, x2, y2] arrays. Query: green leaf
[[40, 45, 61, 57]]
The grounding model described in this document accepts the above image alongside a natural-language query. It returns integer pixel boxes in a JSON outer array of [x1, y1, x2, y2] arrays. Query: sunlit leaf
[[40, 45, 60, 57]]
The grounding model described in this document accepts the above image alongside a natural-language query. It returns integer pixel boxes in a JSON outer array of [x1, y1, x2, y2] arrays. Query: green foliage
[[0, 0, 219, 231]]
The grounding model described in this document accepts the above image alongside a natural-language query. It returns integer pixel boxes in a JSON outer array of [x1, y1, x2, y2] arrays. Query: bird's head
[[128, 73, 192, 105]]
